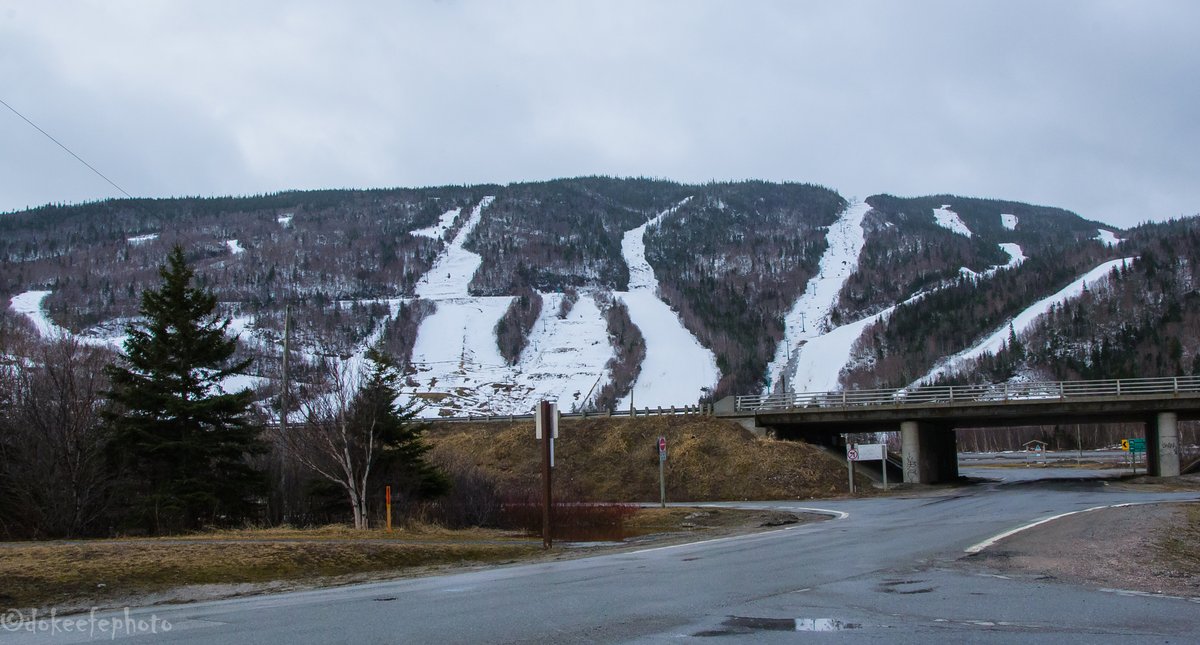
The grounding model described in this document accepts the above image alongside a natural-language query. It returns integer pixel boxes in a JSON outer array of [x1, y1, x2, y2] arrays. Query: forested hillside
[[645, 182, 844, 393], [948, 218, 1200, 384], [4, 176, 1195, 415]]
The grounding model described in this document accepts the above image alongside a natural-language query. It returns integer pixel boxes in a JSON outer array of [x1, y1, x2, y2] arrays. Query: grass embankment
[[3, 417, 852, 610], [0, 526, 539, 610], [426, 414, 864, 501]]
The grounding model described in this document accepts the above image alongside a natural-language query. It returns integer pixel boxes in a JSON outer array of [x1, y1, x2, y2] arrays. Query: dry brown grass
[[0, 537, 540, 610], [426, 415, 862, 502], [1156, 503, 1200, 585]]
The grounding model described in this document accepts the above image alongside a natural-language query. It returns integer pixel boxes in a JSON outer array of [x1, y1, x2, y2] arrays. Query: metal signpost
[[847, 443, 888, 492], [657, 436, 667, 508], [535, 401, 559, 549], [1121, 437, 1146, 474]]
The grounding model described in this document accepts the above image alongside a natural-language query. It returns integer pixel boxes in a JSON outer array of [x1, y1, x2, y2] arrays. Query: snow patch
[[127, 233, 158, 245], [1001, 213, 1018, 231], [9, 290, 64, 338], [277, 213, 294, 226], [917, 257, 1135, 384], [933, 205, 972, 238], [766, 200, 870, 394], [410, 208, 462, 240], [1095, 229, 1122, 247], [226, 239, 245, 255], [9, 290, 127, 350], [959, 243, 1026, 280]]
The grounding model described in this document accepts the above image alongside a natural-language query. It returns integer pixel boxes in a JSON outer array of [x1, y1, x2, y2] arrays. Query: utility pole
[[279, 304, 292, 523]]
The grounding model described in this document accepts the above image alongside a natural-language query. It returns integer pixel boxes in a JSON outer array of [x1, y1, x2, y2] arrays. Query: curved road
[[4, 469, 1197, 644]]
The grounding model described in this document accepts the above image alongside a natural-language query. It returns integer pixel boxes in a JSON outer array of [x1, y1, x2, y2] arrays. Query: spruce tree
[[105, 245, 265, 533], [357, 347, 449, 506]]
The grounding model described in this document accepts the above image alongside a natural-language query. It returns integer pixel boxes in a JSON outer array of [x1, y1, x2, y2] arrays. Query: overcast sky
[[2, 1, 1197, 228]]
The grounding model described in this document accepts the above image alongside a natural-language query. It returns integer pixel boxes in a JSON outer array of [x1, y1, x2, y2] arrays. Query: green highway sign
[[1122, 438, 1147, 453]]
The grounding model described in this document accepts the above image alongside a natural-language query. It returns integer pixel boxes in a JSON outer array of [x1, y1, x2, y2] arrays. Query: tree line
[[0, 246, 450, 539]]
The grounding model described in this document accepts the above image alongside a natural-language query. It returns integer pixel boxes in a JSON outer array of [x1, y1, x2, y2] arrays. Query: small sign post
[[847, 443, 888, 493], [657, 436, 667, 508]]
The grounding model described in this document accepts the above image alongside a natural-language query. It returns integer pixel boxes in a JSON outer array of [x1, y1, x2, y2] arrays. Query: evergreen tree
[[358, 347, 449, 504], [104, 246, 265, 533]]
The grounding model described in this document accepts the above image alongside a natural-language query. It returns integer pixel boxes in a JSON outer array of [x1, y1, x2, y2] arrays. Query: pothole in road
[[877, 579, 936, 594], [693, 616, 861, 636]]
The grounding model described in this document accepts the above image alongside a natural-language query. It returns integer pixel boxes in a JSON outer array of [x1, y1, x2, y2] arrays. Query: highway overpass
[[716, 376, 1197, 483]]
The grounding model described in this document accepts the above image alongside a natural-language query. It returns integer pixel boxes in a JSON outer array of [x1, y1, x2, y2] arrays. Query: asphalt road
[[4, 468, 1198, 644]]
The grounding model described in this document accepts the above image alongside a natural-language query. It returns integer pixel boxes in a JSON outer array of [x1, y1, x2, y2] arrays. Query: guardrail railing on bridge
[[735, 375, 1200, 413]]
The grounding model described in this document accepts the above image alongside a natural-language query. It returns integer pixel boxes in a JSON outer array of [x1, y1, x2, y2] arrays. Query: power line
[[0, 96, 134, 200]]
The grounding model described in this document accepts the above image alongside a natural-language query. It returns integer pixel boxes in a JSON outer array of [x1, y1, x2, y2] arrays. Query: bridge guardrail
[[736, 375, 1200, 413]]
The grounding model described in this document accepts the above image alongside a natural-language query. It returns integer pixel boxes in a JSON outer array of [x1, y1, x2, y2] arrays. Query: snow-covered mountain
[[4, 178, 1194, 416]]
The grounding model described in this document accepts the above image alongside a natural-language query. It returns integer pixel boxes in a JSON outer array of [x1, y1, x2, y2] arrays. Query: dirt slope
[[425, 415, 863, 502]]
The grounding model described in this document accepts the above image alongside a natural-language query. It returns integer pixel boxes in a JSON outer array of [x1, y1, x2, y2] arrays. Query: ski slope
[[615, 198, 719, 408], [916, 257, 1136, 384], [1096, 229, 1122, 247], [765, 200, 871, 394], [933, 205, 972, 237], [1001, 213, 1018, 230], [404, 196, 616, 416]]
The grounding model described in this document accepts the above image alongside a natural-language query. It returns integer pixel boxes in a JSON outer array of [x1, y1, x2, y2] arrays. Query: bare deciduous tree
[[0, 338, 115, 538]]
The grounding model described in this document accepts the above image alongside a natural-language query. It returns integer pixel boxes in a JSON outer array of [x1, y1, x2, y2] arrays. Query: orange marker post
[[386, 485, 393, 533]]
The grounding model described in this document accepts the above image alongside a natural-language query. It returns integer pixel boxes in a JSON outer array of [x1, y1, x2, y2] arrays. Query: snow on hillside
[[1095, 229, 1122, 247], [915, 257, 1136, 385], [933, 205, 972, 237], [402, 196, 617, 416], [615, 198, 719, 408], [511, 292, 613, 410], [277, 213, 293, 226], [415, 199, 493, 300], [226, 239, 245, 255], [960, 242, 1026, 280], [998, 242, 1026, 267], [10, 290, 63, 338], [1001, 213, 1018, 230], [765, 200, 870, 394], [409, 208, 461, 240], [127, 233, 158, 245]]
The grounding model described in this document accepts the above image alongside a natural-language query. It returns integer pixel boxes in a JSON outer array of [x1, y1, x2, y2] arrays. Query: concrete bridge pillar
[[1146, 411, 1180, 477], [901, 421, 959, 484]]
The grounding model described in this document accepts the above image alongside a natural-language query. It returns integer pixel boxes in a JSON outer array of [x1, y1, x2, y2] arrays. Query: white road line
[[626, 506, 848, 555], [964, 502, 1148, 554]]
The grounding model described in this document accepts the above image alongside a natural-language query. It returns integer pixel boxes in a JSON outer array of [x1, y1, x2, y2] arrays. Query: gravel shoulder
[[966, 501, 1200, 599]]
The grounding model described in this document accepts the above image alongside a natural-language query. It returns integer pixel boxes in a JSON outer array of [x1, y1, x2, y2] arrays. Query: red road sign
[[847, 448, 859, 461], [658, 436, 667, 453]]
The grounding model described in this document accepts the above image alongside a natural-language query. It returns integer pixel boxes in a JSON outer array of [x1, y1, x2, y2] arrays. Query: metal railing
[[434, 404, 713, 424], [735, 375, 1200, 413]]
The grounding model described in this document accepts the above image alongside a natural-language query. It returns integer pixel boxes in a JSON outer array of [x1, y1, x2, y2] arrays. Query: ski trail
[[615, 198, 719, 408], [415, 197, 494, 300], [916, 257, 1135, 385], [765, 200, 871, 394], [512, 292, 613, 411], [933, 204, 972, 237]]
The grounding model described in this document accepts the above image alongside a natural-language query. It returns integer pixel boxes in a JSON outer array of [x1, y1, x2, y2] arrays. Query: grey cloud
[[2, 0, 1198, 227]]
